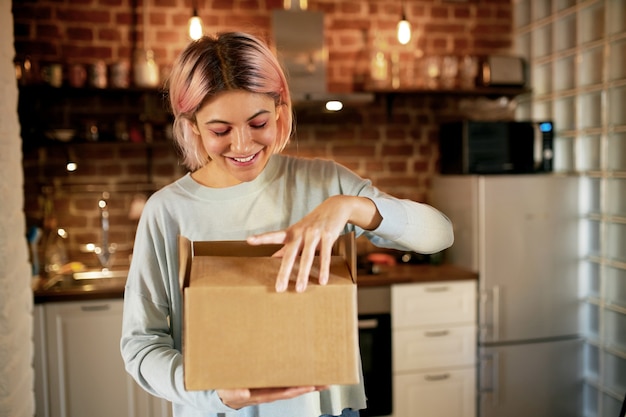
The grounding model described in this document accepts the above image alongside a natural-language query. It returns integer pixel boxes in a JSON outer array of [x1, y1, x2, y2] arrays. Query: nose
[[230, 127, 253, 154]]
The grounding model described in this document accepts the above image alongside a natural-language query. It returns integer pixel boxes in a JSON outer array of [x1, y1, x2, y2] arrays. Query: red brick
[[382, 144, 414, 156], [431, 6, 449, 19], [67, 27, 95, 41], [331, 145, 377, 157]]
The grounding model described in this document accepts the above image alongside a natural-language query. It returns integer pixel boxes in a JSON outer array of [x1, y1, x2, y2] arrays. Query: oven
[[357, 286, 392, 417]]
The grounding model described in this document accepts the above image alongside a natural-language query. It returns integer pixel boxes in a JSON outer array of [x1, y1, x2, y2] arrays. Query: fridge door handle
[[479, 352, 500, 407], [492, 285, 500, 341], [478, 286, 500, 341]]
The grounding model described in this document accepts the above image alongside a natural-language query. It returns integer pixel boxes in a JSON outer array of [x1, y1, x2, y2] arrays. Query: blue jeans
[[320, 409, 359, 417]]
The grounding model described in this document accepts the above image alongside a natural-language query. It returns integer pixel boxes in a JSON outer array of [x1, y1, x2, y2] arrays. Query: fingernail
[[296, 281, 306, 293], [276, 281, 286, 292]]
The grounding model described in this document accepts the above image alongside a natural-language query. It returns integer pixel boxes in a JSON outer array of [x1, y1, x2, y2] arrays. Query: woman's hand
[[247, 195, 382, 293], [217, 386, 327, 409]]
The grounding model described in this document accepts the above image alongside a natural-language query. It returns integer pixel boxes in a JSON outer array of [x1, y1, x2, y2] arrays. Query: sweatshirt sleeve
[[329, 160, 454, 254], [121, 289, 234, 413], [120, 196, 234, 414], [366, 196, 454, 254]]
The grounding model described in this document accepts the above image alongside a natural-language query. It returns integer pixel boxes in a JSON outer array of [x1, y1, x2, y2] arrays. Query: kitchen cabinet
[[391, 280, 477, 417], [36, 299, 171, 417]]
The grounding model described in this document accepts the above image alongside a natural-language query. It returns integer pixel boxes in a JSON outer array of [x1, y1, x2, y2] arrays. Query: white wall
[[0, 0, 35, 415]]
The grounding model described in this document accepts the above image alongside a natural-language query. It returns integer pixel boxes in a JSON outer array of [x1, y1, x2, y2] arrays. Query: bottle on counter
[[43, 225, 68, 277], [41, 198, 68, 277]]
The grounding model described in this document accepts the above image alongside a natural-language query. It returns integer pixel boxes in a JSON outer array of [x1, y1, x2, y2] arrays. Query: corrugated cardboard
[[178, 233, 359, 390]]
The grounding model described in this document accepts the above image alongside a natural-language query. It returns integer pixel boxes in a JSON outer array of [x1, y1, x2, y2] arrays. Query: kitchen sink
[[41, 268, 128, 291], [73, 269, 128, 280]]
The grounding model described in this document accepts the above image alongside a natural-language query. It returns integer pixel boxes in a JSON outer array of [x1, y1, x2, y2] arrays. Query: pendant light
[[397, 1, 411, 45], [188, 0, 203, 40]]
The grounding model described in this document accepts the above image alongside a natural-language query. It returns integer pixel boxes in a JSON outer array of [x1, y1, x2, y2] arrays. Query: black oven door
[[358, 313, 392, 417]]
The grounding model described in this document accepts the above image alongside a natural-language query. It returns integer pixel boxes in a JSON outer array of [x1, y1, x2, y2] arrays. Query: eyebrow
[[204, 109, 271, 125]]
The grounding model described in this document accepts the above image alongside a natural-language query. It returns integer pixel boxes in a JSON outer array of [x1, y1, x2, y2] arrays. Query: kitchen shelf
[[18, 84, 172, 150], [365, 85, 532, 116], [366, 85, 531, 96]]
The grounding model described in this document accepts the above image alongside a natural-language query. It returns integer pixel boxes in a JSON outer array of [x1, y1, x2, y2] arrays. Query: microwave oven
[[438, 120, 554, 174]]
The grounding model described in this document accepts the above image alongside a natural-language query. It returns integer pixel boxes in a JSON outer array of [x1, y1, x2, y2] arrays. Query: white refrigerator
[[431, 175, 583, 417]]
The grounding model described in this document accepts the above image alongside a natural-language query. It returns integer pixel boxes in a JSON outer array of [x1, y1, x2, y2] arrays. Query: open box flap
[[178, 232, 356, 292]]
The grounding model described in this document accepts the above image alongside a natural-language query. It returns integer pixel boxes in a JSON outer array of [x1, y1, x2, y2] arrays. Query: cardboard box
[[178, 233, 359, 390]]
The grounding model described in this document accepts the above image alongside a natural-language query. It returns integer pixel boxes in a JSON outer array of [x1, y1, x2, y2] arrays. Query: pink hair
[[166, 32, 293, 171]]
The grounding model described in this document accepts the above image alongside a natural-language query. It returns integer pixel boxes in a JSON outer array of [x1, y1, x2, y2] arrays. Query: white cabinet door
[[394, 367, 476, 417], [44, 300, 171, 417]]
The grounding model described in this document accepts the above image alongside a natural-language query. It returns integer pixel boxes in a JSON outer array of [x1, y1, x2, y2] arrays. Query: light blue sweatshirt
[[120, 154, 454, 417]]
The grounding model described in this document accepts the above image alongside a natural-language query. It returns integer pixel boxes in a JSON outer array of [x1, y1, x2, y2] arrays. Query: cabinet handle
[[424, 373, 450, 381], [424, 285, 449, 292], [80, 304, 110, 312], [424, 330, 449, 337], [358, 319, 379, 329]]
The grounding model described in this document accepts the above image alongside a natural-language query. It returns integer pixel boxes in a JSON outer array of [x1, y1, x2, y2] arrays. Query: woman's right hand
[[217, 386, 327, 409]]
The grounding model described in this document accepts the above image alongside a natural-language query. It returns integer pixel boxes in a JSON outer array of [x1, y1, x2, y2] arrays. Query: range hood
[[271, 8, 373, 109]]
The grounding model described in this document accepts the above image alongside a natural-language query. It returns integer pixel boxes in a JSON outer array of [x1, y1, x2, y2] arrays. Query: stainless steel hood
[[271, 9, 373, 108]]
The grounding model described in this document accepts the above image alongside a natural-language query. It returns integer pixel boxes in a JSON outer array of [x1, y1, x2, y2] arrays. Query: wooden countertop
[[33, 263, 478, 303], [357, 263, 478, 287], [32, 276, 127, 303]]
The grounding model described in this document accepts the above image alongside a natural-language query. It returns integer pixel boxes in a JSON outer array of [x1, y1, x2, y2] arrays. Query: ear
[[190, 119, 200, 136]]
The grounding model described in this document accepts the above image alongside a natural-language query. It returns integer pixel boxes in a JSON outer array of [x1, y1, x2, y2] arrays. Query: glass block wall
[[513, 1, 626, 416]]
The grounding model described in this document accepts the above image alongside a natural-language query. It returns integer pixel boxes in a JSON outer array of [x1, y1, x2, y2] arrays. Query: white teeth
[[233, 155, 255, 163]]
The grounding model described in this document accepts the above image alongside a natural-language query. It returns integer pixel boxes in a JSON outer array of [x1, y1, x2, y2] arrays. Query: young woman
[[120, 32, 454, 417]]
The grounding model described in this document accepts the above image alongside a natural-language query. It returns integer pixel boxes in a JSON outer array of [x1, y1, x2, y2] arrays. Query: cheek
[[199, 134, 227, 155], [258, 125, 278, 147]]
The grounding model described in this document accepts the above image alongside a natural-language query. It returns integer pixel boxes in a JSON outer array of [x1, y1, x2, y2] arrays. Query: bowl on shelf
[[45, 128, 76, 142]]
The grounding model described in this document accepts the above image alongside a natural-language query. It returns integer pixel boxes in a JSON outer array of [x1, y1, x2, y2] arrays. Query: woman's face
[[192, 90, 281, 187]]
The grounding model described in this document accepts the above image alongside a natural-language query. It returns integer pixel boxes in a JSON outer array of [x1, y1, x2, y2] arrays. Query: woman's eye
[[251, 121, 267, 130], [212, 128, 230, 137]]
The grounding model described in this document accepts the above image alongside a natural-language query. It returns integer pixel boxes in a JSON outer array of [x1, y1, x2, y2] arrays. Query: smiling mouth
[[230, 153, 257, 163]]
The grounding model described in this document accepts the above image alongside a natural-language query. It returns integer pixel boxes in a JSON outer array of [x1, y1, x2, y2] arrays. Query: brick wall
[[14, 0, 513, 266]]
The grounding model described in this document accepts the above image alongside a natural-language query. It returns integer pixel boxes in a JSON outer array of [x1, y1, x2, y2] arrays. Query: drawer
[[392, 280, 476, 328], [393, 366, 476, 417], [393, 324, 476, 372]]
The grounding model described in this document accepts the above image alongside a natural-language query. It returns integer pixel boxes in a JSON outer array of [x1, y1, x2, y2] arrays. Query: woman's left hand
[[247, 195, 381, 293]]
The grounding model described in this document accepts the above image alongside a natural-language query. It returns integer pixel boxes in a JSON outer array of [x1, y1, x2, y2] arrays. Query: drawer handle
[[358, 319, 379, 329], [80, 304, 110, 312], [424, 373, 450, 381], [424, 286, 449, 292], [424, 330, 449, 337]]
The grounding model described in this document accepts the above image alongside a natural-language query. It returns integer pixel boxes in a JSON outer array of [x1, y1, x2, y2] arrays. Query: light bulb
[[397, 19, 411, 45], [188, 15, 203, 40], [325, 100, 343, 112]]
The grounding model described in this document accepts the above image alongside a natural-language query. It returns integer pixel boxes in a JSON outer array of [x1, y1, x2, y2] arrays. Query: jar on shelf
[[89, 60, 108, 88]]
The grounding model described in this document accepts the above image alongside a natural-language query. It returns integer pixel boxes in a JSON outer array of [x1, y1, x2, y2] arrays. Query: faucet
[[95, 192, 115, 269]]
